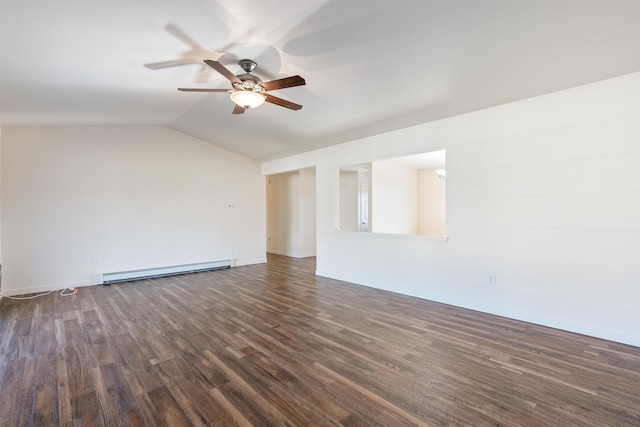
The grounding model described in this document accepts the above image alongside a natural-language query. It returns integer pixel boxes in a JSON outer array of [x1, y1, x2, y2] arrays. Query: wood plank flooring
[[1, 254, 639, 426]]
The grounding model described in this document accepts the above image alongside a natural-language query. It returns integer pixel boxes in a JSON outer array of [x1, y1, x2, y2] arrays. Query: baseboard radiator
[[99, 260, 231, 284]]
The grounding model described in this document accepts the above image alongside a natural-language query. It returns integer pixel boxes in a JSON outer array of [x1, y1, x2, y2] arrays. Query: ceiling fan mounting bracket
[[238, 59, 257, 73]]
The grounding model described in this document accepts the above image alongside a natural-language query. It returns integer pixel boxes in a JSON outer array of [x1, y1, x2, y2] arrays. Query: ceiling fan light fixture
[[178, 60, 305, 113], [230, 90, 265, 109]]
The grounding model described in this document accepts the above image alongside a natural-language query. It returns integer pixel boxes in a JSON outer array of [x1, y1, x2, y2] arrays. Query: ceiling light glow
[[230, 91, 266, 109]]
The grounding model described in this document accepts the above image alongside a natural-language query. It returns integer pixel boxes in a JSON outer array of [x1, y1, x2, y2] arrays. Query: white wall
[[339, 171, 359, 231], [0, 126, 266, 295], [0, 127, 2, 266], [266, 170, 316, 258], [298, 169, 317, 257], [418, 168, 446, 236], [371, 160, 418, 234], [267, 172, 299, 255], [263, 72, 640, 346]]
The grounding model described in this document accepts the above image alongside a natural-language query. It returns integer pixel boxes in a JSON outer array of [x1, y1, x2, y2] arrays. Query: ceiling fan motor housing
[[233, 79, 264, 92], [235, 60, 263, 88]]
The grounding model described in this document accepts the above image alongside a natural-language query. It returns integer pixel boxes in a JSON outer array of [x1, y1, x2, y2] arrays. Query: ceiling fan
[[178, 59, 306, 114]]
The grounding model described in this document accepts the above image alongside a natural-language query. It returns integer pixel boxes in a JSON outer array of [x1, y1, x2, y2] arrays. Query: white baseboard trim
[[267, 249, 316, 258], [232, 257, 268, 267], [315, 269, 640, 348], [0, 258, 271, 297], [0, 278, 95, 297]]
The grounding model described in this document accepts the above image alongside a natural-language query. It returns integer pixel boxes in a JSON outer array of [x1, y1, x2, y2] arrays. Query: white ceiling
[[386, 150, 446, 170], [1, 0, 638, 161]]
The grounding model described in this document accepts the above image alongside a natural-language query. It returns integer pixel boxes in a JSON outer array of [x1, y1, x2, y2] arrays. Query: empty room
[[1, 1, 639, 425]]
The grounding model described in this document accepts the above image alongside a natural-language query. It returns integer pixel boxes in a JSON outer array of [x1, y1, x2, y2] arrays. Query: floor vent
[[99, 260, 231, 284]]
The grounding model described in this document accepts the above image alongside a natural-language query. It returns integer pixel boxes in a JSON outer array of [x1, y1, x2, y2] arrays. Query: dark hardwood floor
[[1, 254, 639, 426]]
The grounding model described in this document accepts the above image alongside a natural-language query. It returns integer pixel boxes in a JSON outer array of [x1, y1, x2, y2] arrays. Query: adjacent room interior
[[0, 0, 638, 425]]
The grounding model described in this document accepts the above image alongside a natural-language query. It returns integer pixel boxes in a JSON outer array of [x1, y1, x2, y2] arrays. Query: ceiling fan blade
[[165, 23, 205, 50], [262, 75, 306, 91], [178, 88, 230, 92], [232, 105, 246, 115], [264, 94, 303, 111], [145, 58, 197, 69], [204, 60, 241, 83]]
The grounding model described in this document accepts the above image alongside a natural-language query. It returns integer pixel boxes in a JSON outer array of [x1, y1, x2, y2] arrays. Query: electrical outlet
[[488, 274, 496, 286], [94, 257, 101, 265]]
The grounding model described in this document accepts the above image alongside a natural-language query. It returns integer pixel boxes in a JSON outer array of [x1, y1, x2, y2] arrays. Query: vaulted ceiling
[[1, 1, 638, 161]]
